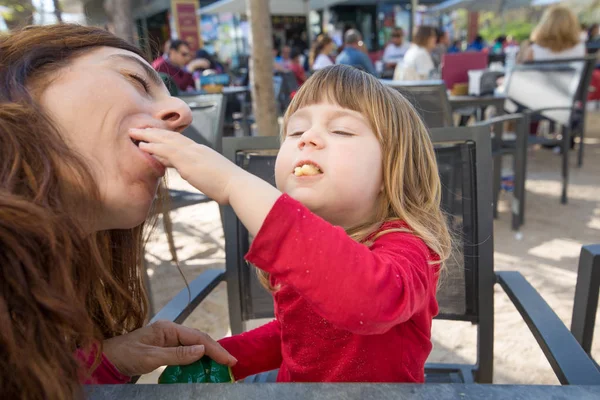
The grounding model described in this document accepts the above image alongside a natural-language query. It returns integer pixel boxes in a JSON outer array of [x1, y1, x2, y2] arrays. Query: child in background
[[130, 65, 452, 383]]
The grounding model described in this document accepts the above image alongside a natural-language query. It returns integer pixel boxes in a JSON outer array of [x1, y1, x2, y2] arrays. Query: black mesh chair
[[571, 244, 600, 370], [213, 130, 599, 384], [381, 80, 453, 128], [503, 56, 595, 204]]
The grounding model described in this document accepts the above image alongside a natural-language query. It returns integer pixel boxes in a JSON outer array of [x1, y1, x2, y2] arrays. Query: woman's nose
[[155, 97, 193, 132]]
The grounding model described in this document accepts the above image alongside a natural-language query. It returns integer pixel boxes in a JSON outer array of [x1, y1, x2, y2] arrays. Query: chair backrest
[[177, 93, 226, 152], [221, 125, 495, 382], [504, 57, 591, 126], [574, 56, 597, 108], [381, 80, 453, 128]]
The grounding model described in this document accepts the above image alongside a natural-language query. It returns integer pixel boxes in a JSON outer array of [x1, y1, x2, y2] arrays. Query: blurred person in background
[[336, 29, 377, 75], [431, 29, 450, 68], [523, 5, 585, 61], [394, 26, 437, 81], [309, 34, 335, 71], [382, 28, 410, 70]]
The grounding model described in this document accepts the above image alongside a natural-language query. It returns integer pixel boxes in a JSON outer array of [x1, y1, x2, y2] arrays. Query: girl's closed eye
[[333, 130, 354, 137]]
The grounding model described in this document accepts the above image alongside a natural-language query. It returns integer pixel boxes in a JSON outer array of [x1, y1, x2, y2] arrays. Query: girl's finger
[[139, 141, 170, 158], [152, 154, 173, 168], [129, 127, 191, 146], [128, 127, 168, 143]]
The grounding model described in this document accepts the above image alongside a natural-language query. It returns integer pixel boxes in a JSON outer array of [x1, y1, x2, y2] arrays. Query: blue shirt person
[[335, 29, 377, 75]]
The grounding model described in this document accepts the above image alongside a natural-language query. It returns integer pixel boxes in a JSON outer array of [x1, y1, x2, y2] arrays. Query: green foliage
[[480, 21, 534, 42], [0, 0, 34, 24]]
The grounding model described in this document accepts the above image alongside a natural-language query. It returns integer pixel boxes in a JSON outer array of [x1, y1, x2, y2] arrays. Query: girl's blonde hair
[[258, 65, 452, 290], [530, 6, 581, 53]]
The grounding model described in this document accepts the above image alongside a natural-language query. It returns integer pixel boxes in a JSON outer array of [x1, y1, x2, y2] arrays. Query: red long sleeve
[[220, 194, 439, 383], [218, 320, 282, 381], [246, 194, 437, 335]]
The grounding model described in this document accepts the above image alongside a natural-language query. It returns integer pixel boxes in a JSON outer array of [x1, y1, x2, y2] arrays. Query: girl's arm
[[245, 195, 437, 336], [218, 320, 282, 381]]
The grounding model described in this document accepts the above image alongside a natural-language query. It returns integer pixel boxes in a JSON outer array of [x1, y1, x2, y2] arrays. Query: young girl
[[130, 65, 452, 383]]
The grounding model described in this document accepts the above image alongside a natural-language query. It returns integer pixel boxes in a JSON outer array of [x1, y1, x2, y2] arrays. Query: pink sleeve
[[246, 194, 438, 335], [77, 347, 130, 384], [218, 320, 282, 381]]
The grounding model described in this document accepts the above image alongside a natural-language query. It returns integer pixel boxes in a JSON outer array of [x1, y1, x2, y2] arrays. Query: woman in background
[[394, 26, 437, 81], [523, 5, 585, 61], [309, 35, 335, 71]]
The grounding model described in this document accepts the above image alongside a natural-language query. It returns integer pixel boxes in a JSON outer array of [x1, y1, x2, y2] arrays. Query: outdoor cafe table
[[87, 383, 600, 400]]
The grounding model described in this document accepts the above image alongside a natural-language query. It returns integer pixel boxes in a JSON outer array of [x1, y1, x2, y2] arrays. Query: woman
[[0, 24, 234, 399], [309, 34, 335, 71], [523, 5, 585, 61], [394, 26, 437, 81]]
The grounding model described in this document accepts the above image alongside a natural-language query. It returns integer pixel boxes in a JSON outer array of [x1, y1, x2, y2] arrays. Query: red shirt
[[219, 194, 440, 383], [152, 56, 195, 92], [288, 62, 307, 86]]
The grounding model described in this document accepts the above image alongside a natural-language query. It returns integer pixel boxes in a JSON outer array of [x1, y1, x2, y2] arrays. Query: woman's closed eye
[[127, 72, 151, 93], [288, 131, 304, 137]]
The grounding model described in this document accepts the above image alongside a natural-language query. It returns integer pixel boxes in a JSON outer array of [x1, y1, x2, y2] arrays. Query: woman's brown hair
[[412, 25, 437, 48], [0, 24, 158, 399], [530, 5, 581, 53]]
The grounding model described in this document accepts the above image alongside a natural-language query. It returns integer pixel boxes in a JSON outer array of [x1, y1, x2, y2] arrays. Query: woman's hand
[[103, 320, 237, 377], [129, 127, 243, 204]]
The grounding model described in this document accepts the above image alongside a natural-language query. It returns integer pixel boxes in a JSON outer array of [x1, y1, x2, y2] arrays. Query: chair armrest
[[150, 269, 225, 325], [473, 113, 526, 126], [571, 244, 600, 354], [496, 271, 600, 385]]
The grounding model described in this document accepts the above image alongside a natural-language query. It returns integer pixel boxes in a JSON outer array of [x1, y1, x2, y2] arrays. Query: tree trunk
[[104, 0, 134, 44], [53, 0, 63, 23], [246, 0, 279, 137]]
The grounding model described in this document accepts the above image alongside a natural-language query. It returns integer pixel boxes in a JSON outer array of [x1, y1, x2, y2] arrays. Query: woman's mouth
[[131, 138, 147, 147], [130, 138, 164, 177]]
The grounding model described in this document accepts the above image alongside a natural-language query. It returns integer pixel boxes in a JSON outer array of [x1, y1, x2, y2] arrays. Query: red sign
[[171, 0, 203, 52]]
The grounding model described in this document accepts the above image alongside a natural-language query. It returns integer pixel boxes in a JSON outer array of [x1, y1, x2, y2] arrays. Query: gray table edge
[[87, 383, 600, 400]]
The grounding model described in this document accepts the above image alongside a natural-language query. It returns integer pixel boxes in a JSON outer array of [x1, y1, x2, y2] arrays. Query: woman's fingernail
[[192, 345, 205, 353]]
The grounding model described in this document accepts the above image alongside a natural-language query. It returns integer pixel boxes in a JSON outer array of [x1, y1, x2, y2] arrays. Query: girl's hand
[[129, 128, 242, 204], [130, 127, 281, 237], [103, 320, 237, 377]]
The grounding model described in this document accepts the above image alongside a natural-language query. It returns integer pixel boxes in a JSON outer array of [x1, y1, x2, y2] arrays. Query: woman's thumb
[[159, 345, 205, 366]]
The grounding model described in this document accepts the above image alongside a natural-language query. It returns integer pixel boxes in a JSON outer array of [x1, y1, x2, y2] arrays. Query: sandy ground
[[139, 111, 600, 384]]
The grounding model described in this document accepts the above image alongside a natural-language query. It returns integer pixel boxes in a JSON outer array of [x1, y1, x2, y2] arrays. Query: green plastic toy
[[158, 356, 234, 384]]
